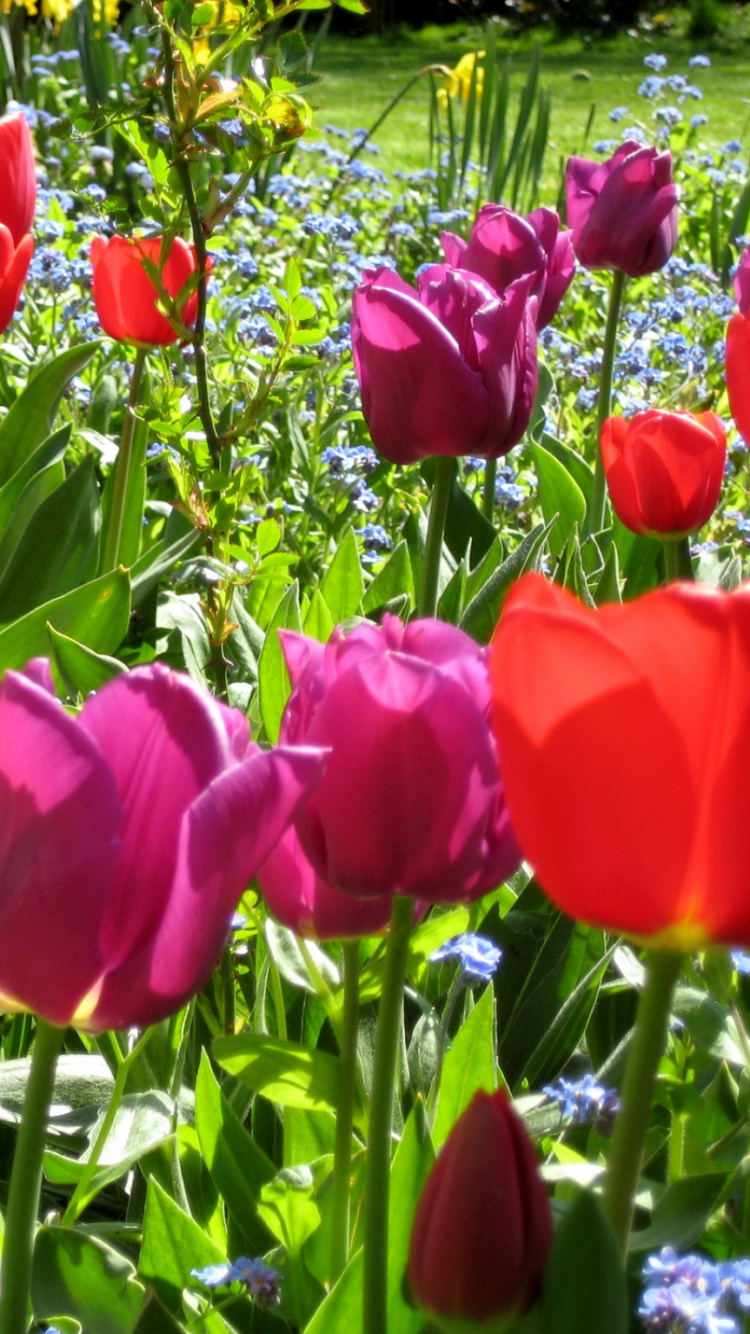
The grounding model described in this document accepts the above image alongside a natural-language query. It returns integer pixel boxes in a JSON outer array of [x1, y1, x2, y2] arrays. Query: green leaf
[[130, 528, 203, 608], [540, 1190, 628, 1334], [257, 517, 282, 557], [0, 456, 101, 622], [31, 1227, 144, 1334], [157, 592, 211, 685], [213, 1032, 353, 1119], [47, 627, 127, 695], [195, 1051, 276, 1252], [0, 568, 130, 674], [459, 519, 554, 644], [0, 423, 70, 535], [536, 431, 594, 504], [257, 1166, 326, 1328], [258, 580, 301, 742], [302, 587, 335, 642], [132, 1295, 187, 1334], [362, 540, 415, 615], [44, 1092, 175, 1215], [0, 343, 100, 486], [531, 442, 586, 558], [140, 1177, 229, 1315], [320, 528, 364, 622], [432, 984, 497, 1148], [629, 1172, 729, 1253]]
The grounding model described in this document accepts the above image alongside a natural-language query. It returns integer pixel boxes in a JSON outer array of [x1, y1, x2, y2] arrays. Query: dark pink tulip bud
[[565, 141, 678, 277], [441, 204, 575, 329], [0, 112, 36, 246], [733, 247, 750, 315], [408, 1089, 553, 1332], [0, 662, 325, 1031], [278, 617, 521, 905], [351, 263, 538, 464]]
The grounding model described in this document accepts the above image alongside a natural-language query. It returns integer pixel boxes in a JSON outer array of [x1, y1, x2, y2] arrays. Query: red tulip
[[0, 225, 33, 334], [565, 141, 678, 277], [351, 264, 538, 463], [601, 409, 726, 537], [727, 310, 750, 444], [90, 234, 204, 346], [278, 617, 521, 904], [0, 661, 324, 1030], [441, 204, 575, 329], [0, 112, 36, 246], [408, 1088, 553, 1332], [489, 574, 750, 951]]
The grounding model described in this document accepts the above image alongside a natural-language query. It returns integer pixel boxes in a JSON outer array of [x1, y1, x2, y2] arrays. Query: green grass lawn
[[307, 15, 750, 190]]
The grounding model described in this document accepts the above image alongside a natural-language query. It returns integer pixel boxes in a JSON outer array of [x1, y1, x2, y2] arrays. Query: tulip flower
[[489, 574, 750, 951], [90, 234, 203, 346], [727, 256, 750, 444], [0, 661, 323, 1031], [351, 264, 538, 464], [733, 246, 750, 316], [601, 408, 726, 538], [0, 225, 33, 335], [441, 204, 575, 329], [408, 1088, 553, 1332], [565, 141, 678, 277], [257, 823, 394, 940], [0, 112, 36, 247], [278, 616, 521, 904]]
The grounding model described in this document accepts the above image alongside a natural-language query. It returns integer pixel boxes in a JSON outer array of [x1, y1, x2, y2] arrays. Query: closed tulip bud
[[733, 246, 750, 316], [490, 574, 750, 952], [0, 112, 36, 246], [351, 263, 538, 464], [0, 225, 33, 335], [278, 617, 521, 904], [441, 204, 575, 329], [408, 1089, 553, 1334], [601, 408, 726, 538], [727, 303, 750, 445], [565, 141, 678, 277], [91, 234, 206, 346], [0, 662, 324, 1031]]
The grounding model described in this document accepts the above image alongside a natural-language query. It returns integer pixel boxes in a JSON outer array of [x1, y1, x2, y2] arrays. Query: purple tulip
[[441, 204, 575, 328], [351, 264, 538, 464], [0, 662, 324, 1031], [565, 141, 679, 277], [258, 823, 394, 940], [734, 247, 750, 315], [277, 617, 521, 904]]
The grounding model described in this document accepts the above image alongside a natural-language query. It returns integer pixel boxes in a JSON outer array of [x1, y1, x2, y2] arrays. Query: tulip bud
[[565, 141, 678, 277], [0, 112, 36, 247], [90, 234, 206, 346], [600, 408, 726, 538], [0, 225, 33, 335], [408, 1089, 553, 1334]]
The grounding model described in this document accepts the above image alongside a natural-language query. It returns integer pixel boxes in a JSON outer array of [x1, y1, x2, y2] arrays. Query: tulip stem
[[662, 537, 694, 585], [482, 458, 497, 522], [101, 344, 148, 573], [363, 895, 415, 1334], [419, 457, 456, 619], [602, 949, 683, 1254], [0, 1018, 65, 1334], [330, 940, 361, 1284], [586, 267, 627, 537]]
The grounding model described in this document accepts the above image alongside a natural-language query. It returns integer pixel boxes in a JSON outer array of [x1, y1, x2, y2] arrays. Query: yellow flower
[[437, 51, 485, 109], [41, 0, 74, 21]]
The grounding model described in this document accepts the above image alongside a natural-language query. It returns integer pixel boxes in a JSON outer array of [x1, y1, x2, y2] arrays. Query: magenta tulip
[[565, 141, 678, 277], [0, 112, 35, 247], [408, 1088, 553, 1332], [351, 264, 538, 464], [277, 617, 521, 904], [0, 662, 323, 1031], [441, 204, 575, 329], [257, 823, 394, 940], [733, 246, 750, 315]]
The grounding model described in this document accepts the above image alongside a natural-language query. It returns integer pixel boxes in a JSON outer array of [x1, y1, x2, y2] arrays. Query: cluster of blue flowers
[[543, 1073, 620, 1126], [639, 1247, 750, 1333], [190, 1256, 281, 1307]]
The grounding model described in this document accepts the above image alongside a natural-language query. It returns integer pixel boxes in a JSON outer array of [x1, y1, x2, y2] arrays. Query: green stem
[[482, 457, 497, 523], [101, 345, 147, 572], [418, 457, 456, 619], [363, 896, 414, 1334], [586, 267, 627, 537], [0, 1019, 66, 1334], [602, 949, 683, 1254], [662, 536, 694, 585], [329, 940, 361, 1284]]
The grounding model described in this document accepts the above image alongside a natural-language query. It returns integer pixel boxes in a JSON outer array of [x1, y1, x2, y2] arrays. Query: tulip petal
[[258, 822, 393, 940], [351, 274, 490, 463], [727, 312, 750, 444], [88, 745, 326, 1030], [472, 278, 538, 456], [0, 113, 36, 247], [0, 671, 121, 1026]]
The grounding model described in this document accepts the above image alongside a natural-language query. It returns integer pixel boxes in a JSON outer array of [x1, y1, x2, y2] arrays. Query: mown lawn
[[308, 16, 750, 190]]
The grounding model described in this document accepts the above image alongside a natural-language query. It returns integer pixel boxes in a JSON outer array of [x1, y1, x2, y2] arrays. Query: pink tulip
[[565, 141, 678, 277], [351, 264, 538, 464], [733, 247, 750, 315], [278, 617, 521, 904], [441, 204, 575, 328], [0, 112, 36, 247], [258, 823, 394, 940], [0, 662, 324, 1031]]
